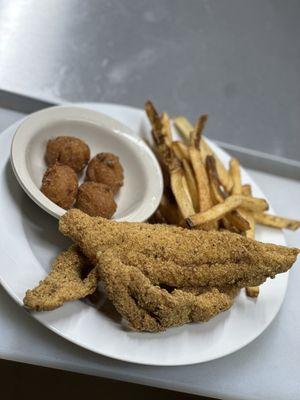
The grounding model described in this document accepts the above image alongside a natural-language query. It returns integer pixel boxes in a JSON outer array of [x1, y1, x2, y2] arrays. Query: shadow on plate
[[5, 161, 71, 251]]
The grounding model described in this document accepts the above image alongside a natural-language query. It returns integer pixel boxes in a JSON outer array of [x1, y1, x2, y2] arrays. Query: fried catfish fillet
[[98, 248, 239, 332], [24, 245, 98, 311], [59, 209, 299, 289]]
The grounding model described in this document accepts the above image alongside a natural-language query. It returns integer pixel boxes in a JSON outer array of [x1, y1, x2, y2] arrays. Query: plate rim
[[0, 102, 289, 366]]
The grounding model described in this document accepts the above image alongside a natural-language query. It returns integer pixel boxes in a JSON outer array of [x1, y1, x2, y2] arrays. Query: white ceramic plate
[[0, 103, 288, 366], [10, 106, 163, 222]]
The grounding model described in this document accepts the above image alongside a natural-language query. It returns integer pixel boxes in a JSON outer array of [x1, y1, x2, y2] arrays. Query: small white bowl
[[10, 106, 163, 222]]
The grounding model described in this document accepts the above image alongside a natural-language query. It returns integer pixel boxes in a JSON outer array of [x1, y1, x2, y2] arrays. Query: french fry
[[239, 180, 259, 296], [172, 142, 183, 160], [170, 167, 195, 219], [186, 195, 268, 227], [201, 140, 233, 192], [191, 114, 208, 149], [172, 141, 189, 161], [227, 210, 251, 232], [145, 100, 161, 133], [173, 116, 193, 143], [239, 195, 268, 212], [244, 214, 259, 297], [206, 156, 227, 203], [206, 156, 250, 232], [253, 213, 300, 231], [246, 286, 260, 298], [189, 147, 212, 212], [242, 184, 252, 196], [182, 159, 199, 211], [174, 116, 233, 192], [186, 196, 243, 227], [229, 158, 242, 195], [161, 112, 172, 146]]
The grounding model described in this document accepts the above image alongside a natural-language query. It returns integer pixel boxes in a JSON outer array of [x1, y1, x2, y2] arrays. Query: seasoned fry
[[253, 213, 300, 231], [186, 195, 268, 227], [170, 167, 195, 219], [189, 147, 212, 212], [229, 158, 242, 195], [182, 159, 199, 211]]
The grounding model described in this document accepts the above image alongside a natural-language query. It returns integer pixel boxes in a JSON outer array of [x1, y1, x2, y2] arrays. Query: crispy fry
[[173, 116, 233, 191], [227, 210, 251, 232], [242, 184, 252, 196], [172, 141, 189, 160], [192, 115, 208, 149], [186, 195, 268, 228], [182, 159, 199, 211], [161, 112, 172, 146], [172, 142, 183, 160], [173, 116, 193, 143], [170, 167, 195, 219], [229, 158, 242, 195], [244, 212, 259, 297], [236, 179, 258, 295], [201, 140, 233, 192], [206, 156, 250, 232], [206, 156, 227, 203], [239, 195, 268, 212], [186, 196, 242, 227], [145, 100, 161, 132], [253, 213, 300, 231], [189, 147, 212, 212], [246, 286, 260, 298]]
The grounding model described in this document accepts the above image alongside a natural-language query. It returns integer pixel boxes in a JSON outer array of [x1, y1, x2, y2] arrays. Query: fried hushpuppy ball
[[46, 136, 90, 172], [41, 164, 78, 209], [77, 182, 116, 218], [85, 153, 124, 193]]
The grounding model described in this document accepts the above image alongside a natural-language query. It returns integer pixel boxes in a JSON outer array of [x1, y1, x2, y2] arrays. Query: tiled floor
[[1, 359, 213, 399]]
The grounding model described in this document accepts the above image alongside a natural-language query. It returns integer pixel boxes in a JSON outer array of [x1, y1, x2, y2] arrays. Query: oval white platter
[[0, 103, 288, 366]]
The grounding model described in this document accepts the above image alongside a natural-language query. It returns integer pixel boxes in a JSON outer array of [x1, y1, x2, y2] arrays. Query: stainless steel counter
[[0, 0, 299, 160], [0, 102, 299, 400]]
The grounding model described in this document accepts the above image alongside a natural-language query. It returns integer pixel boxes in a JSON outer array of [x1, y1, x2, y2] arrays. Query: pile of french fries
[[145, 100, 300, 298]]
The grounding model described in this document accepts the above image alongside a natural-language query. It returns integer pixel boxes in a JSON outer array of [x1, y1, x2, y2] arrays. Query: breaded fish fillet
[[98, 248, 238, 331], [59, 209, 299, 289], [24, 245, 98, 311]]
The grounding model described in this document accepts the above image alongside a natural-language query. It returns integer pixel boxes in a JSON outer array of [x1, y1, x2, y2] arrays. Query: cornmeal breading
[[59, 209, 299, 289], [24, 245, 98, 311], [98, 248, 238, 332]]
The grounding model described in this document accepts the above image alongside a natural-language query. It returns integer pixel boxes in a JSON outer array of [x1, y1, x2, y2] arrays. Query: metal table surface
[[0, 106, 300, 400], [0, 0, 300, 162]]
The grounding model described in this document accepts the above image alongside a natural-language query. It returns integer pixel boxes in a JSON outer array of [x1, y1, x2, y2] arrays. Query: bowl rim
[[10, 105, 163, 222]]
